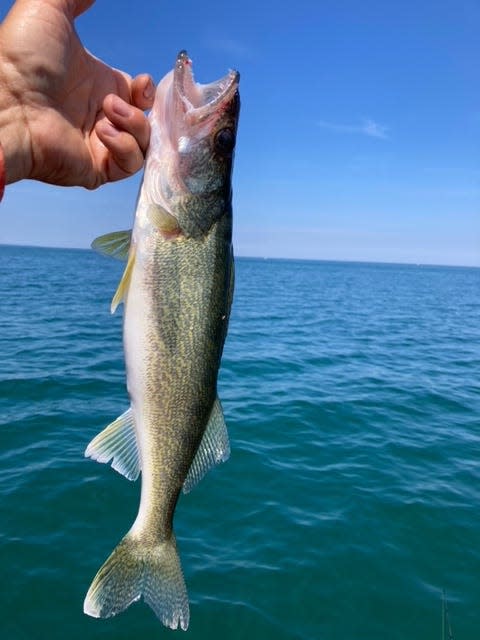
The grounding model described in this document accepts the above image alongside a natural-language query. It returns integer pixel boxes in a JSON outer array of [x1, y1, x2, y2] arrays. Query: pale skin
[[0, 0, 155, 188]]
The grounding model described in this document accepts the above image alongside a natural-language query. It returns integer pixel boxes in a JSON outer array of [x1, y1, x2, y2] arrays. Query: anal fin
[[85, 408, 140, 481]]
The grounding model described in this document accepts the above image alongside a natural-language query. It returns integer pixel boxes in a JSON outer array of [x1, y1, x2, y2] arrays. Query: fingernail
[[143, 78, 155, 101], [112, 95, 133, 118]]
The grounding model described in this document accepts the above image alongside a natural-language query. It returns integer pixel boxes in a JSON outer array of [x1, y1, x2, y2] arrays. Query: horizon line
[[1, 242, 478, 270]]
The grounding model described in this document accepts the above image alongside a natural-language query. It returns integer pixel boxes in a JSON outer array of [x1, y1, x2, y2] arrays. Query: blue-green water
[[0, 245, 479, 639]]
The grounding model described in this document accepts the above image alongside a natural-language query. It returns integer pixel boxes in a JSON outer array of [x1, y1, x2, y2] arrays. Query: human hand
[[0, 0, 155, 189]]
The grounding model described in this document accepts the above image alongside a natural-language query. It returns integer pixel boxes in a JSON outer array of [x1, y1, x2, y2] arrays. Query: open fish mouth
[[174, 50, 239, 125]]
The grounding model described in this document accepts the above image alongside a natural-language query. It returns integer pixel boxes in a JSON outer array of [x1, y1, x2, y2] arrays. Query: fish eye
[[214, 128, 235, 157]]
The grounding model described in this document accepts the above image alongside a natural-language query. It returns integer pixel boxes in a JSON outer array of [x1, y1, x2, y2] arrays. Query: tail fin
[[83, 533, 189, 630]]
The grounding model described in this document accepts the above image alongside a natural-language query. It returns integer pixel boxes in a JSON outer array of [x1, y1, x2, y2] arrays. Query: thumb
[[67, 0, 96, 19]]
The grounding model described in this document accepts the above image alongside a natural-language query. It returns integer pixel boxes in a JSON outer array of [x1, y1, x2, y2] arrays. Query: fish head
[[144, 50, 240, 239]]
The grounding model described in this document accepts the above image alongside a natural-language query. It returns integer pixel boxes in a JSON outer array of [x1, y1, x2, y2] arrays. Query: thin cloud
[[317, 118, 389, 140], [362, 119, 389, 139]]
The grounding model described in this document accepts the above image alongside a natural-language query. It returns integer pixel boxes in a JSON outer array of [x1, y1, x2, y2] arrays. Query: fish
[[82, 50, 240, 631]]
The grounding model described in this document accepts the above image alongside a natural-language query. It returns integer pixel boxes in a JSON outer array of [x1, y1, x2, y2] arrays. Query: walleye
[[83, 51, 240, 631]]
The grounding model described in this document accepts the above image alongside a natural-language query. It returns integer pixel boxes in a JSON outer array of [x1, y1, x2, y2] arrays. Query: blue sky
[[1, 0, 479, 265]]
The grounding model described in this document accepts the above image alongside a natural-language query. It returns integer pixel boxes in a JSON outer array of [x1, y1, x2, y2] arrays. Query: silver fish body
[[83, 51, 240, 630]]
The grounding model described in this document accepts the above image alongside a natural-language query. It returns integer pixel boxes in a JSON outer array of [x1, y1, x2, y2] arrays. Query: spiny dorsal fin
[[111, 248, 136, 313], [84, 407, 140, 481], [183, 397, 230, 494], [91, 230, 132, 260]]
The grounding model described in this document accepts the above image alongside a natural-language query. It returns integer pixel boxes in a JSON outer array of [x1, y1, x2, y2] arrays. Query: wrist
[[0, 140, 4, 201]]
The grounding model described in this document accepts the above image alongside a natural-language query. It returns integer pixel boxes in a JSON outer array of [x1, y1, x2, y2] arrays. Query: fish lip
[[174, 49, 239, 125]]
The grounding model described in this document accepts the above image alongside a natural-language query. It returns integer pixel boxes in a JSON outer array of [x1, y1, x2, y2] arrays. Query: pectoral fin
[[91, 230, 132, 260], [85, 407, 140, 481], [111, 248, 136, 313], [147, 204, 181, 239], [183, 397, 230, 494]]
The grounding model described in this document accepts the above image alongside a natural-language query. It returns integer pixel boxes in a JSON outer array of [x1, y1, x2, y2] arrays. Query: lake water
[[0, 245, 479, 639]]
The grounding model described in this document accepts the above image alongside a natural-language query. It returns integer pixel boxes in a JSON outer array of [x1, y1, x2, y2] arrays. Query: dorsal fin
[[183, 397, 230, 493]]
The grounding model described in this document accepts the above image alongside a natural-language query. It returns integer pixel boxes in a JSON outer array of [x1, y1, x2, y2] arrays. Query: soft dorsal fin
[[183, 397, 230, 494], [91, 230, 132, 260], [111, 248, 136, 313], [85, 407, 140, 481]]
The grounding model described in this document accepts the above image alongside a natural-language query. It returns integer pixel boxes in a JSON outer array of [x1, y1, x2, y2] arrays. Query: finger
[[95, 120, 145, 180], [102, 94, 151, 155], [131, 74, 156, 111], [68, 0, 96, 19]]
